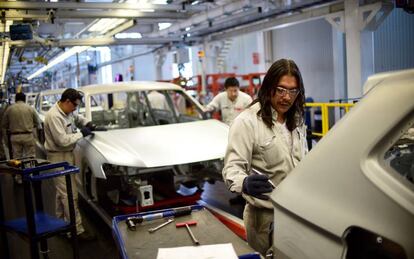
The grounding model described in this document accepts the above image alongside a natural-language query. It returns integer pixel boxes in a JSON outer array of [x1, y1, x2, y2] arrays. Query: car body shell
[[271, 69, 414, 258], [35, 82, 229, 211], [35, 88, 65, 119]]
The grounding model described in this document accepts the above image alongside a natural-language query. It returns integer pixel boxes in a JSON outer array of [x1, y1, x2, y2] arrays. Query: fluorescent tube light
[[158, 23, 172, 30], [115, 32, 142, 39], [1, 20, 13, 84], [27, 1, 137, 81], [27, 46, 89, 80]]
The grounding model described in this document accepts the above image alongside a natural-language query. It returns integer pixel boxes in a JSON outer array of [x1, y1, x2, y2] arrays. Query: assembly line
[[0, 1, 413, 259]]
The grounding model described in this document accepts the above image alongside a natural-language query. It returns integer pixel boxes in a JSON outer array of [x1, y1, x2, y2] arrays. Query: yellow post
[[322, 104, 329, 136], [305, 102, 355, 137]]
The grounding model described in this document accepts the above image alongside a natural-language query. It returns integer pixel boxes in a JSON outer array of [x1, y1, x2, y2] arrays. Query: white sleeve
[[222, 116, 254, 193], [205, 95, 220, 112], [75, 113, 89, 127], [46, 115, 83, 148], [244, 93, 253, 107]]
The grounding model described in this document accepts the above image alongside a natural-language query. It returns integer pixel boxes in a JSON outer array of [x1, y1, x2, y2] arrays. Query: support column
[[332, 28, 346, 101], [263, 30, 273, 70], [200, 40, 208, 98], [154, 50, 166, 80], [76, 52, 81, 87], [344, 0, 362, 98], [327, 1, 391, 99]]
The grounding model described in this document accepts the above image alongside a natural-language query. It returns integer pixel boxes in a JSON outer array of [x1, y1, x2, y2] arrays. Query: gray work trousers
[[243, 203, 273, 256], [47, 151, 84, 235], [11, 134, 36, 159]]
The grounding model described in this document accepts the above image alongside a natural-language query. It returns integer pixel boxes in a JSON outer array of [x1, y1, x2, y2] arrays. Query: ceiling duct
[[147, 0, 262, 37]]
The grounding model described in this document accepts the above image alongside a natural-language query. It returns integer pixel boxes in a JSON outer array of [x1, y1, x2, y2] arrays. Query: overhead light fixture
[[27, 18, 135, 80], [27, 46, 89, 80], [89, 18, 128, 34], [115, 32, 142, 39], [159, 23, 172, 30], [151, 0, 167, 4], [1, 42, 11, 84], [1, 20, 13, 84], [105, 20, 135, 37], [27, 0, 139, 81]]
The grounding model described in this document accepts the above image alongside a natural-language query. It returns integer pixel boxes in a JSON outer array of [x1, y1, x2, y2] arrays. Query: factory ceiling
[[0, 0, 372, 86]]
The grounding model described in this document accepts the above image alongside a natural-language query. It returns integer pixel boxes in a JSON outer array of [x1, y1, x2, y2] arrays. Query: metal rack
[[0, 159, 80, 259]]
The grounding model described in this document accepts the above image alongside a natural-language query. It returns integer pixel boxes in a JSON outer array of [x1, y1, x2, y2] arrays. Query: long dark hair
[[251, 59, 305, 131]]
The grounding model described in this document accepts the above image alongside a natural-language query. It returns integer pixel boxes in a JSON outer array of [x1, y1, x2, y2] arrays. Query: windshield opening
[[88, 90, 203, 130]]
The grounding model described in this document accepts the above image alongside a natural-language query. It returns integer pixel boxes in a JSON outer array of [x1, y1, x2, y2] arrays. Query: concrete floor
[[0, 174, 244, 259]]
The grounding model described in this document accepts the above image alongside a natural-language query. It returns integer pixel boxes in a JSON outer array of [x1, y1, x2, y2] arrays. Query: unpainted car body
[[35, 88, 65, 118], [36, 82, 229, 220], [271, 69, 414, 258]]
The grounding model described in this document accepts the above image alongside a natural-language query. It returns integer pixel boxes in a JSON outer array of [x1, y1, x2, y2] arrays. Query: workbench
[[112, 205, 257, 259]]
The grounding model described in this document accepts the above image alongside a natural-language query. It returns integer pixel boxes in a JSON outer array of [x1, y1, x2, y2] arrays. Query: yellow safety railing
[[305, 102, 355, 137]]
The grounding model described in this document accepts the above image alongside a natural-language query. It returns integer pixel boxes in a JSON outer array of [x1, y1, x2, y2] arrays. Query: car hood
[[87, 120, 229, 168]]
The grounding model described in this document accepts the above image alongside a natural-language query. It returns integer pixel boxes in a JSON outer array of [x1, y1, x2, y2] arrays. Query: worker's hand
[[80, 127, 94, 137], [93, 126, 108, 131], [242, 174, 273, 200], [85, 122, 97, 131]]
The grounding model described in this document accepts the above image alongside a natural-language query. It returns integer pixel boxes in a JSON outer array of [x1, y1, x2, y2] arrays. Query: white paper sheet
[[156, 243, 238, 259]]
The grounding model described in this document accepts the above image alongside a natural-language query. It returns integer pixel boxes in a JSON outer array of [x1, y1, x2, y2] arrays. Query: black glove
[[93, 126, 107, 131], [80, 127, 94, 137], [85, 122, 97, 131], [242, 174, 273, 200]]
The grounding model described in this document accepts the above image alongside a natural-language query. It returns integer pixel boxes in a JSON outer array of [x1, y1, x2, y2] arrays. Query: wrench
[[148, 218, 174, 233]]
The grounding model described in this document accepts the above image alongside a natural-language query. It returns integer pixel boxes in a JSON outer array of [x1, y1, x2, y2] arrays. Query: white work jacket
[[147, 91, 169, 110], [44, 103, 89, 152], [222, 102, 308, 209], [206, 91, 252, 125]]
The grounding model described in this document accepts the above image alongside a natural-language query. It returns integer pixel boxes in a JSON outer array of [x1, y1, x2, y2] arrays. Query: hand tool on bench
[[126, 206, 192, 231], [148, 218, 174, 233], [176, 220, 199, 245]]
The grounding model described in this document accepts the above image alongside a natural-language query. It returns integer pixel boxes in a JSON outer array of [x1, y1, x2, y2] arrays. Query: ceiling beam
[[5, 37, 192, 47], [4, 10, 191, 20], [0, 1, 206, 12], [210, 1, 345, 41]]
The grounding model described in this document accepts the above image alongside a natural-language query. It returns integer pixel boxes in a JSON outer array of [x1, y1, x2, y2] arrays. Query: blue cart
[[0, 159, 80, 259]]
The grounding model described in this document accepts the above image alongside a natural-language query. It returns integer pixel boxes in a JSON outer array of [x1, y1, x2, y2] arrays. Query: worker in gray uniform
[[0, 91, 8, 161], [222, 59, 308, 256], [44, 88, 95, 241], [205, 77, 253, 125], [2, 92, 41, 183]]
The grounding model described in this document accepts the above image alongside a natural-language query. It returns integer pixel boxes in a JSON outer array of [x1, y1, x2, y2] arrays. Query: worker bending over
[[222, 59, 308, 256], [205, 77, 252, 125], [44, 88, 95, 241]]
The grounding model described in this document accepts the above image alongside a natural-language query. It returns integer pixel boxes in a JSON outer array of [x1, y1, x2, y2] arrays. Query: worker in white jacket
[[147, 90, 169, 110], [44, 88, 95, 241], [205, 77, 252, 125], [222, 59, 308, 256]]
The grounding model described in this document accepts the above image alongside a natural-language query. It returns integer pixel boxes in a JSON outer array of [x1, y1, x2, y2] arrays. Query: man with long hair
[[222, 59, 308, 256]]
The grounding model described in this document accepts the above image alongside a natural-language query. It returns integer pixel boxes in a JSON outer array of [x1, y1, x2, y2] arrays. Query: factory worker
[[205, 77, 252, 125], [222, 59, 308, 256], [44, 88, 96, 241]]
